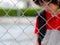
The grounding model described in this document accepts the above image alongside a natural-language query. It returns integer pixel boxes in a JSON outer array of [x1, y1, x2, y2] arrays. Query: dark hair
[[33, 0, 60, 8]]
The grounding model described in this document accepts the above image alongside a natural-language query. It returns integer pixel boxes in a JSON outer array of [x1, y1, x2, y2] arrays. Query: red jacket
[[34, 10, 60, 45], [35, 11, 60, 34]]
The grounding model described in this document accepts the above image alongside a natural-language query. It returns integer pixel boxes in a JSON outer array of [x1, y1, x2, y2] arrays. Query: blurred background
[[0, 0, 41, 45]]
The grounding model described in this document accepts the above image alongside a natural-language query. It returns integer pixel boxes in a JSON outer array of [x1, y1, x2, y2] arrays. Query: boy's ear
[[39, 0, 44, 6]]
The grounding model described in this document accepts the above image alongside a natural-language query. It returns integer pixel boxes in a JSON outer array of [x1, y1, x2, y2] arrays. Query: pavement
[[0, 17, 36, 24]]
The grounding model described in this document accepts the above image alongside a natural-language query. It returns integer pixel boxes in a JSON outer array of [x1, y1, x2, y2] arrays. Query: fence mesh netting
[[0, 0, 60, 45]]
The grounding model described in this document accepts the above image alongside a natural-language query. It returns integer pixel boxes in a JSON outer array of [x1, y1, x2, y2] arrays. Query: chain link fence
[[0, 0, 36, 45], [0, 0, 60, 45]]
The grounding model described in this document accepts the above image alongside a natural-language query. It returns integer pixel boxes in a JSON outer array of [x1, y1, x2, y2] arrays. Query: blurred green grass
[[0, 8, 41, 17]]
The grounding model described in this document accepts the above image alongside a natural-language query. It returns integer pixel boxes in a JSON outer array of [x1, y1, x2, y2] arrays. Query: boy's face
[[48, 3, 59, 11], [42, 1, 59, 11], [38, 0, 59, 13]]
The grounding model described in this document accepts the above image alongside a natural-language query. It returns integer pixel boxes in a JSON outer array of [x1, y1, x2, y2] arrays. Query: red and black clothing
[[34, 10, 60, 45]]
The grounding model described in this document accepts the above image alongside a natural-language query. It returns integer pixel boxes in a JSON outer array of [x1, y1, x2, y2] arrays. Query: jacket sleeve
[[34, 16, 39, 34]]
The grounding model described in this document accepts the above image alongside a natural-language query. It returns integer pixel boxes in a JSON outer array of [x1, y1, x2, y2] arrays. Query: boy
[[33, 0, 60, 45]]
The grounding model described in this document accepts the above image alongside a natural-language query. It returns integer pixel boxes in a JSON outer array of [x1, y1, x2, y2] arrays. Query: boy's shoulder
[[37, 10, 46, 19]]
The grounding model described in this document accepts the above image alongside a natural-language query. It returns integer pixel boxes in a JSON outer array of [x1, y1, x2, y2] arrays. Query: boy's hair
[[33, 0, 60, 8]]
